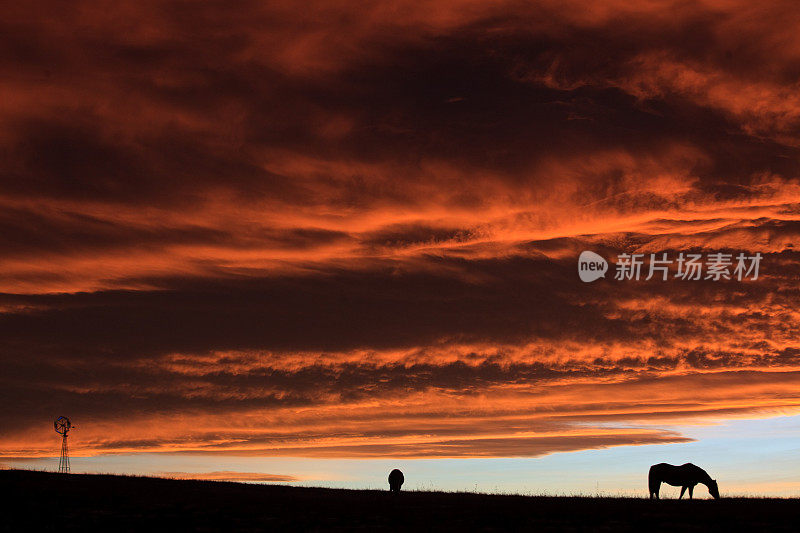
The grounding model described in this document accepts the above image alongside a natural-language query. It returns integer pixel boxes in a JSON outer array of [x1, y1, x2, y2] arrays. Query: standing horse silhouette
[[388, 469, 404, 492], [649, 463, 719, 499]]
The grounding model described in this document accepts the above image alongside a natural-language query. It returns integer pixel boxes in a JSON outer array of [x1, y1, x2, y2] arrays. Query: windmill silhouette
[[54, 416, 73, 474]]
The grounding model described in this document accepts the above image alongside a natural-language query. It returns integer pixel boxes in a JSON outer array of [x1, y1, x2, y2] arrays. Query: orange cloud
[[1, 0, 800, 464]]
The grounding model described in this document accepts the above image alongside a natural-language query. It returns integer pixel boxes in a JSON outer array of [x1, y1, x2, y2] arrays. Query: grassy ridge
[[2, 469, 797, 532]]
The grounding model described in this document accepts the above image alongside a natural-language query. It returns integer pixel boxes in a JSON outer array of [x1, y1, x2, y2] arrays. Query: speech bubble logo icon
[[578, 251, 608, 282]]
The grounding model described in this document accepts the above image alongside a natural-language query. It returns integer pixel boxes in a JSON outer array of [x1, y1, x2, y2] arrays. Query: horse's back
[[650, 462, 708, 484], [651, 463, 698, 471], [649, 463, 672, 475]]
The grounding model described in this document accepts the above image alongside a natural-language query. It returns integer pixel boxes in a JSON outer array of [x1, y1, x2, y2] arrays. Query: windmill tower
[[54, 416, 73, 474]]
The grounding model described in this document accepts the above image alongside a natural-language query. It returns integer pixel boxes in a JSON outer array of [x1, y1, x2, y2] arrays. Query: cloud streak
[[161, 471, 299, 483]]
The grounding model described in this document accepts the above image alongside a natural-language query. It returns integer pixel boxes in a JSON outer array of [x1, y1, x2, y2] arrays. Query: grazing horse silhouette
[[388, 469, 404, 492], [649, 463, 719, 500]]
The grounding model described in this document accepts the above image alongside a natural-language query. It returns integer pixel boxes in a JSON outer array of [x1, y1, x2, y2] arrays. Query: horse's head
[[707, 479, 720, 499]]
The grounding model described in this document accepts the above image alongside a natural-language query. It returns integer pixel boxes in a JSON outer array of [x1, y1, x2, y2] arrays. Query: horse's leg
[[649, 478, 659, 499], [689, 485, 694, 499], [679, 486, 686, 499]]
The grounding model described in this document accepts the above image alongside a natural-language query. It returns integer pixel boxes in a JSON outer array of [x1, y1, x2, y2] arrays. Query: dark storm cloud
[[4, 0, 798, 211], [0, 260, 601, 359], [8, 242, 780, 361]]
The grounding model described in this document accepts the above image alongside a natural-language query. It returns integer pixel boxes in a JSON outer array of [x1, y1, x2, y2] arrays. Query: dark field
[[2, 469, 797, 532]]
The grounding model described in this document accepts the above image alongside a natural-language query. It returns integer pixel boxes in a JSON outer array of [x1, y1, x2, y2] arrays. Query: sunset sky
[[2, 0, 800, 496]]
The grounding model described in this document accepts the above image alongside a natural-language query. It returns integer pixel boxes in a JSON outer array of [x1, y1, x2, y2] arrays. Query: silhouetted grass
[[2, 469, 797, 532]]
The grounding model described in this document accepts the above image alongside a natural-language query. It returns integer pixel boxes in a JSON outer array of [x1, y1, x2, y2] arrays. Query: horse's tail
[[648, 465, 659, 498]]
